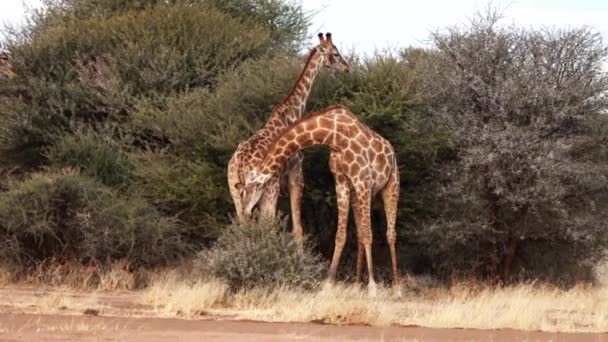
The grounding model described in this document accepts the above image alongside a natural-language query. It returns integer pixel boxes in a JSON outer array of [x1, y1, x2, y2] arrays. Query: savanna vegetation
[[0, 0, 606, 294]]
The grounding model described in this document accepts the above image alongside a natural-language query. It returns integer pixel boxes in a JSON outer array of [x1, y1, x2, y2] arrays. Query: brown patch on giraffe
[[350, 140, 362, 154], [318, 117, 335, 131], [350, 162, 361, 175], [343, 123, 359, 138], [304, 119, 318, 132], [371, 140, 383, 153], [335, 113, 353, 124], [312, 129, 330, 143], [343, 149, 355, 164], [334, 132, 349, 147], [356, 155, 366, 166], [376, 157, 387, 171], [285, 141, 300, 154], [355, 132, 370, 146], [277, 138, 288, 148], [297, 132, 314, 146]]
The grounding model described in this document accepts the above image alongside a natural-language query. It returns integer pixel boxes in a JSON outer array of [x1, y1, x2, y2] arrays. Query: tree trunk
[[500, 231, 519, 283], [499, 206, 528, 284]]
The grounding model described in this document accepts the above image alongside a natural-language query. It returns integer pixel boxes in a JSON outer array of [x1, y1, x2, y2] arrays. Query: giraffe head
[[316, 32, 349, 72], [237, 168, 273, 216]]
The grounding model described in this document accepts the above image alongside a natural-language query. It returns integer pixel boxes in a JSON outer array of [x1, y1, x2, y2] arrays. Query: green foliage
[[197, 218, 325, 289], [132, 55, 301, 157], [204, 0, 310, 50], [130, 151, 231, 240], [0, 2, 273, 168], [47, 131, 133, 189], [0, 172, 190, 267]]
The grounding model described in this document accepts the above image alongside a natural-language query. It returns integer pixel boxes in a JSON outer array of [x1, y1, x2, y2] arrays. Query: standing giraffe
[[240, 105, 401, 297], [228, 32, 349, 245], [0, 44, 16, 80]]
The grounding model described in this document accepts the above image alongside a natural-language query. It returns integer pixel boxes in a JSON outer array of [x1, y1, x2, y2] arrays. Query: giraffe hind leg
[[354, 185, 376, 297], [381, 168, 401, 297], [286, 153, 304, 247]]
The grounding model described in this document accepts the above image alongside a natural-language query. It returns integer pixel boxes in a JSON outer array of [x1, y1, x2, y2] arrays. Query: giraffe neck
[[278, 48, 324, 123], [261, 106, 353, 175]]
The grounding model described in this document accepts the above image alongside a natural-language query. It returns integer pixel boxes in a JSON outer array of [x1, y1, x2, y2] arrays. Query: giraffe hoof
[[393, 286, 403, 299]]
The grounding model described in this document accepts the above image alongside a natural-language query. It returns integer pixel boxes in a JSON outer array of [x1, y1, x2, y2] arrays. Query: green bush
[[197, 218, 326, 289], [47, 131, 133, 189], [0, 172, 190, 268], [130, 151, 231, 240], [0, 2, 273, 168], [203, 0, 310, 50]]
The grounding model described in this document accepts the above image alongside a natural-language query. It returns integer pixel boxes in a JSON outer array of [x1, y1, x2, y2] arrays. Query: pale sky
[[1, 0, 608, 55]]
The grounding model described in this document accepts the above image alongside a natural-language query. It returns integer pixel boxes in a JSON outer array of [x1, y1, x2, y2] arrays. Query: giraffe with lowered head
[[240, 105, 401, 297], [228, 33, 349, 244]]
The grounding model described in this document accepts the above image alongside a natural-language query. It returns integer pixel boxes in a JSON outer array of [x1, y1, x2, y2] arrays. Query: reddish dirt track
[[0, 313, 606, 342]]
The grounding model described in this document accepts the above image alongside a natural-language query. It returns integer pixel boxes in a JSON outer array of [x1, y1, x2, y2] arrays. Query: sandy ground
[[2, 313, 606, 342], [0, 287, 606, 341]]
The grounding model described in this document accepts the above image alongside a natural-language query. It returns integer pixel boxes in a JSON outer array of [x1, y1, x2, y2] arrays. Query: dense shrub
[[47, 131, 133, 189], [0, 2, 273, 168], [412, 11, 608, 283], [130, 151, 230, 240], [203, 0, 310, 50], [0, 172, 190, 268], [197, 218, 326, 289]]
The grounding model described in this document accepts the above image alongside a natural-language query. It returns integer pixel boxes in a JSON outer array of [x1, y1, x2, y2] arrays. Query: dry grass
[[3, 261, 608, 333], [0, 317, 128, 334], [143, 272, 228, 316], [142, 275, 608, 333], [0, 259, 146, 291]]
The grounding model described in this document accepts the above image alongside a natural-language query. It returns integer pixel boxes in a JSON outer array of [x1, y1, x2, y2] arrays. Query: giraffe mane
[[274, 47, 320, 110]]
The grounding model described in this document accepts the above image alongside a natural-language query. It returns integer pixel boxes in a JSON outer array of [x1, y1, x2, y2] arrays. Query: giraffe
[[240, 105, 401, 297], [228, 32, 349, 245], [0, 44, 16, 80]]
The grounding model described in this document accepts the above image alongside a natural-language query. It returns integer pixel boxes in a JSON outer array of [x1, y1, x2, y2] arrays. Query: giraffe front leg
[[327, 161, 350, 284], [258, 175, 280, 220], [228, 158, 247, 223], [351, 193, 365, 287], [287, 153, 304, 248], [355, 186, 376, 297]]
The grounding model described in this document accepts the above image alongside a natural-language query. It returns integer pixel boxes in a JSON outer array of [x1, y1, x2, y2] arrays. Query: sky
[[1, 0, 608, 55]]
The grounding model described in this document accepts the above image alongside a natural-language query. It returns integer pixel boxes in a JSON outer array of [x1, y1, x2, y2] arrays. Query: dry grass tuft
[[409, 283, 608, 332], [0, 259, 149, 291], [0, 317, 128, 334], [143, 272, 228, 317], [141, 274, 608, 333]]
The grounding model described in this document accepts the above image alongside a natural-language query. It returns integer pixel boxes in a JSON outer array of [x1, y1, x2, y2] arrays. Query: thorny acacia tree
[[413, 11, 608, 283]]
